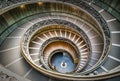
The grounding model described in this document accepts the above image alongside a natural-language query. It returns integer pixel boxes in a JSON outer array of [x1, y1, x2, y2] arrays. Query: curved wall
[[0, 1, 101, 45]]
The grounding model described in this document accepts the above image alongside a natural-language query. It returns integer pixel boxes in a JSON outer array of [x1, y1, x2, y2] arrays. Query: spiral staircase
[[0, 0, 120, 81]]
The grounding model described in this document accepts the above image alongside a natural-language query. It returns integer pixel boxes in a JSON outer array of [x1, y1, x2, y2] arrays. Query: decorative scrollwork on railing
[[56, 0, 111, 72], [0, 0, 19, 9], [22, 19, 91, 60]]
